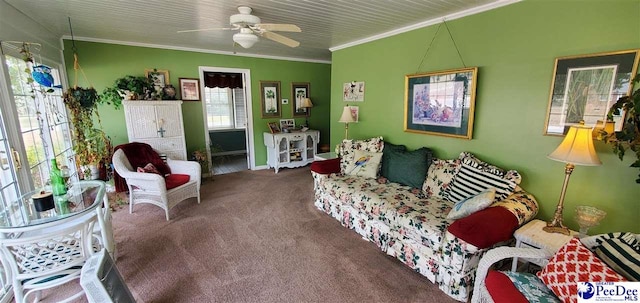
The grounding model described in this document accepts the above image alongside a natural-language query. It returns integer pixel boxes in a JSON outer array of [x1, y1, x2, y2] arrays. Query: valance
[[203, 72, 243, 89]]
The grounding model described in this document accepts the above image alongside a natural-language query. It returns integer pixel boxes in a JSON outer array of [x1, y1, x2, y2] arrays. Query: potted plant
[[100, 75, 154, 109], [602, 75, 640, 183], [63, 86, 110, 179]]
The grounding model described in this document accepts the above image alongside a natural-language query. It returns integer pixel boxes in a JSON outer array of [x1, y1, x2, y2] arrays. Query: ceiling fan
[[178, 6, 301, 49]]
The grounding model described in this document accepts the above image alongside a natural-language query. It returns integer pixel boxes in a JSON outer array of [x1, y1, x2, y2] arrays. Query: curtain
[[203, 72, 243, 89]]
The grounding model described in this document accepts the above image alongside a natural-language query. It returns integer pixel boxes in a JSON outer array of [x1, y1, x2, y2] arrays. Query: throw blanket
[[113, 142, 171, 192]]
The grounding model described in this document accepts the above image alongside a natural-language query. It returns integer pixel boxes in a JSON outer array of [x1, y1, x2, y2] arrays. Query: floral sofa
[[310, 137, 539, 302]]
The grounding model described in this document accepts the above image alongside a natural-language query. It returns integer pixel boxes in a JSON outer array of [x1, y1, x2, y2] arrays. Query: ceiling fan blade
[[255, 24, 301, 32], [262, 31, 300, 48], [177, 27, 236, 33]]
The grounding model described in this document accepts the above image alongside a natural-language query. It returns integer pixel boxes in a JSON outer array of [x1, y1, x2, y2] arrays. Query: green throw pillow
[[385, 147, 432, 189], [381, 142, 407, 178]]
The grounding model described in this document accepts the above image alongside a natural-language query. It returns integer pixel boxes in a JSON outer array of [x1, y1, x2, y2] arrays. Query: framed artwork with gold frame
[[543, 49, 640, 136], [145, 69, 170, 89], [404, 67, 478, 139]]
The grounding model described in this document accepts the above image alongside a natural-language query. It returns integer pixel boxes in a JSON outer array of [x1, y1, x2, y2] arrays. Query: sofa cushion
[[337, 136, 384, 174], [310, 158, 341, 174], [381, 142, 406, 178], [446, 188, 496, 220], [344, 150, 382, 179], [165, 174, 190, 190], [444, 152, 521, 203], [383, 146, 432, 189], [422, 158, 461, 198], [485, 270, 529, 303], [581, 232, 640, 251], [447, 206, 519, 249], [595, 238, 640, 281], [537, 238, 627, 303]]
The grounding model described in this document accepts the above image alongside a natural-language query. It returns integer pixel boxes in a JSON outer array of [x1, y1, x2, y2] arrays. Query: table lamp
[[545, 121, 601, 235], [301, 98, 313, 127], [339, 106, 356, 139], [574, 205, 606, 238]]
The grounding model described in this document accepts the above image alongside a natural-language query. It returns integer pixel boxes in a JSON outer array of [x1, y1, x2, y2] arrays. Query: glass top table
[[0, 180, 106, 232]]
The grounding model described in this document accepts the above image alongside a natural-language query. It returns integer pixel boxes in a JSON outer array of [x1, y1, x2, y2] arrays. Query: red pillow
[[447, 206, 518, 249], [485, 270, 528, 303], [310, 158, 341, 174], [537, 238, 627, 303], [165, 174, 190, 190]]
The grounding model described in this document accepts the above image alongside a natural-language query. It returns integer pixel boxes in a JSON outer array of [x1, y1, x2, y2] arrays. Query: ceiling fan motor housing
[[230, 6, 261, 26]]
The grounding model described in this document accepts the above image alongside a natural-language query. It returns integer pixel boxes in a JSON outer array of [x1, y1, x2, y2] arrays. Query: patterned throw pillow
[[446, 187, 496, 220], [444, 152, 521, 203], [337, 136, 384, 174], [537, 238, 627, 303], [344, 150, 383, 179], [581, 232, 640, 251], [137, 163, 161, 175], [491, 188, 539, 225], [422, 158, 461, 198], [502, 271, 560, 303], [595, 238, 640, 281]]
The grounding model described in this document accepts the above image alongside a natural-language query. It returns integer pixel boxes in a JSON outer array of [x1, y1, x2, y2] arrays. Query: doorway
[[198, 67, 254, 175]]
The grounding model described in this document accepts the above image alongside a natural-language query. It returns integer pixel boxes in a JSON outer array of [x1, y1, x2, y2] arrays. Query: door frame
[[198, 66, 254, 173]]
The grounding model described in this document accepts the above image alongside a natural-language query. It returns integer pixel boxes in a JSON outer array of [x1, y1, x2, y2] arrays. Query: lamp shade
[[301, 98, 313, 108], [338, 106, 356, 123], [548, 123, 601, 166], [233, 32, 258, 48]]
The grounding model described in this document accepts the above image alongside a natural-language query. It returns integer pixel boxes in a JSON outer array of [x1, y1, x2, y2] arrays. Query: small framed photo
[[179, 78, 200, 101], [349, 106, 359, 122], [267, 122, 280, 133], [279, 119, 295, 130], [291, 82, 310, 117], [260, 81, 281, 118], [145, 69, 170, 89], [343, 81, 365, 102]]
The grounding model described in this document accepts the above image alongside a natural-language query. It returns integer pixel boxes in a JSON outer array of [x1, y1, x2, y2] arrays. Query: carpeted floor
[[47, 167, 458, 303]]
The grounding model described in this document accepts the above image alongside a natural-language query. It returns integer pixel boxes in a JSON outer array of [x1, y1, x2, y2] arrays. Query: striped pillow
[[595, 238, 640, 281], [444, 152, 521, 202]]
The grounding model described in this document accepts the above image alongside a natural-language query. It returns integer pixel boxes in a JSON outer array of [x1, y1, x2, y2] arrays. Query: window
[[5, 55, 75, 189], [204, 87, 246, 130]]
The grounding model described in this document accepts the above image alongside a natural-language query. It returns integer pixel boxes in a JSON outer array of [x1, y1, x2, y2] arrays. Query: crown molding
[[60, 36, 331, 64], [329, 0, 521, 52]]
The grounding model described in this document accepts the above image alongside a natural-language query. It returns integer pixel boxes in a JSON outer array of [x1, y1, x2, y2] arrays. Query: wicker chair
[[112, 149, 201, 220], [0, 209, 100, 303], [471, 246, 554, 303]]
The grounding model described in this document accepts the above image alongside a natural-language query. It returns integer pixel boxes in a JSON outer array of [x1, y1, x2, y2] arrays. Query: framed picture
[[291, 82, 310, 117], [343, 81, 365, 101], [179, 78, 200, 101], [543, 49, 640, 136], [267, 122, 280, 133], [260, 81, 281, 118], [279, 119, 295, 130], [404, 67, 478, 139], [145, 69, 170, 90]]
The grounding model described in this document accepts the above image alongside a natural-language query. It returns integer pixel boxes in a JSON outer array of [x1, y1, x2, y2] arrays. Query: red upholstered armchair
[[112, 143, 201, 220]]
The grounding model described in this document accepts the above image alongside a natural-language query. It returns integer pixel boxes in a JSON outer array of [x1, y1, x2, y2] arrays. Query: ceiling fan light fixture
[[233, 32, 259, 48]]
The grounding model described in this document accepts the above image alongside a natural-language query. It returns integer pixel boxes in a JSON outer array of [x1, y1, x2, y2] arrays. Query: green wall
[[62, 40, 331, 166], [331, 0, 640, 233]]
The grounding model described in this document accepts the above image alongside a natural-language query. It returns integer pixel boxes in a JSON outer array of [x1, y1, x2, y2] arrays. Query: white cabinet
[[123, 101, 187, 160], [264, 130, 319, 173]]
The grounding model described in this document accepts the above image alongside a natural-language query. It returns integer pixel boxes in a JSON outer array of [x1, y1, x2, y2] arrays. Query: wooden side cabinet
[[264, 130, 319, 173], [123, 101, 187, 160]]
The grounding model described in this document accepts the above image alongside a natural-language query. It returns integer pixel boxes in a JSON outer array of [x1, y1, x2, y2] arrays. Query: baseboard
[[253, 165, 269, 170], [212, 150, 246, 156]]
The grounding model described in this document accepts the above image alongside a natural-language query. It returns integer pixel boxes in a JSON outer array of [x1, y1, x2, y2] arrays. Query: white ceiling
[[5, 0, 519, 63]]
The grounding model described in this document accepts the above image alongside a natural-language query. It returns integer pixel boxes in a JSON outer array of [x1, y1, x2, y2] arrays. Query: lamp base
[[542, 222, 571, 235]]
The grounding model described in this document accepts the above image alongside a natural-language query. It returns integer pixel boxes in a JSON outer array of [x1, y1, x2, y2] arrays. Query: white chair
[[112, 149, 201, 220], [0, 209, 99, 303]]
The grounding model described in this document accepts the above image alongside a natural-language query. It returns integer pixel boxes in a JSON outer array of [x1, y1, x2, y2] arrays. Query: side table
[[314, 152, 337, 161], [511, 219, 578, 271]]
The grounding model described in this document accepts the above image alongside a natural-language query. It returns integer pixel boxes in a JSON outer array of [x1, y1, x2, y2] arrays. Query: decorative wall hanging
[[404, 67, 478, 139], [179, 78, 200, 101], [543, 49, 640, 136], [291, 82, 310, 117], [260, 81, 281, 118], [343, 81, 365, 102], [145, 69, 170, 91]]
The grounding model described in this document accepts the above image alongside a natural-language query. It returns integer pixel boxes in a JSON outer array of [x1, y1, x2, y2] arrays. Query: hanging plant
[[63, 86, 109, 167], [602, 74, 640, 183]]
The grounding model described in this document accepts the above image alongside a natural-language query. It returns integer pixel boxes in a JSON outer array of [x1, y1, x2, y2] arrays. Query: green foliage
[[99, 75, 154, 109], [604, 74, 640, 183], [63, 87, 110, 166]]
